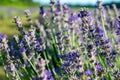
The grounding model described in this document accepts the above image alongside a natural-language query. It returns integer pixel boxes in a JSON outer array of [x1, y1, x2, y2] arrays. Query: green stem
[[0, 53, 9, 80], [27, 59, 38, 77], [43, 50, 50, 71], [100, 9, 108, 39]]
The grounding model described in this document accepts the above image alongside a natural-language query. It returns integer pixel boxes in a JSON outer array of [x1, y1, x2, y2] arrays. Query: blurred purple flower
[[78, 10, 89, 18], [39, 6, 44, 15], [115, 20, 120, 35], [45, 70, 54, 80], [95, 64, 102, 72], [85, 69, 92, 75], [19, 48, 26, 54], [104, 39, 110, 44]]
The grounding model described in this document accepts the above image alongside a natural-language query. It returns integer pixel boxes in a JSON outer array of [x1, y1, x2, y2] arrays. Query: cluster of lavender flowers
[[0, 0, 120, 80]]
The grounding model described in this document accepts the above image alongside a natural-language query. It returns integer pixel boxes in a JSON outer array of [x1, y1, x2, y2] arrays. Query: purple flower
[[115, 21, 120, 29], [94, 27, 104, 38], [45, 70, 54, 80], [78, 14, 81, 17], [3, 34, 7, 38], [63, 3, 69, 10], [0, 33, 2, 37], [0, 33, 2, 43], [19, 40, 25, 47], [68, 13, 78, 24], [85, 69, 92, 75], [110, 50, 117, 55], [54, 10, 59, 16], [70, 14, 78, 21], [45, 70, 51, 77], [39, 6, 44, 15], [104, 39, 110, 44], [78, 10, 89, 18], [19, 48, 26, 54], [60, 50, 83, 78], [115, 20, 120, 35], [116, 30, 120, 35], [87, 44, 94, 52], [96, 65, 102, 70], [35, 41, 42, 52]]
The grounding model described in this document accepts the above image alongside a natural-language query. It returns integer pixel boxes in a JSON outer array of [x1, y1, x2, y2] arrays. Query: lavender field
[[0, 0, 120, 80]]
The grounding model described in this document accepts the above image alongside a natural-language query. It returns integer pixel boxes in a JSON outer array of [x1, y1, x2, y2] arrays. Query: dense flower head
[[35, 42, 43, 52], [94, 27, 104, 38], [115, 19, 120, 35], [78, 9, 89, 18], [59, 50, 83, 79]]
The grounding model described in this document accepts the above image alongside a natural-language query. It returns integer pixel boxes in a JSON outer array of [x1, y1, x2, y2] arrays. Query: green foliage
[[0, 0, 40, 8]]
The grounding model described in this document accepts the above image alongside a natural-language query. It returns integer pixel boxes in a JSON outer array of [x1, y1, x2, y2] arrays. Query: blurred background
[[1, 0, 120, 36], [0, 0, 120, 79], [35, 0, 120, 5]]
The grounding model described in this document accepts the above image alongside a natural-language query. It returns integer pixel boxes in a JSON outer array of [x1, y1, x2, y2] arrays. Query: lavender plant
[[0, 0, 120, 80]]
